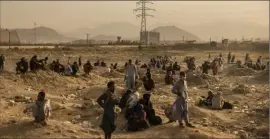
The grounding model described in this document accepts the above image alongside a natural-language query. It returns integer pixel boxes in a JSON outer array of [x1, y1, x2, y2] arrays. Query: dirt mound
[[232, 84, 253, 94], [186, 72, 219, 86], [254, 70, 269, 82], [227, 66, 256, 76], [100, 71, 123, 78]]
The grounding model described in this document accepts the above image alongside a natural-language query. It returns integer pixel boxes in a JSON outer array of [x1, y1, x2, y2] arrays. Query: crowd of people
[[0, 52, 267, 139]]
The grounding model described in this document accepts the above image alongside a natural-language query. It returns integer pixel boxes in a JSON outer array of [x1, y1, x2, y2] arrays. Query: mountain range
[[1, 21, 268, 44]]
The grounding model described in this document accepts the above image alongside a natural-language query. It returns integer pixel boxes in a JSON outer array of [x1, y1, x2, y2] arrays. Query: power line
[[134, 0, 155, 48]]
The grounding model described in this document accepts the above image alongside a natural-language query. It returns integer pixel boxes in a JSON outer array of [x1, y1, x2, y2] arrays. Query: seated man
[[113, 63, 118, 70], [94, 60, 100, 66], [16, 57, 29, 74], [165, 71, 174, 85], [231, 55, 235, 63], [139, 93, 162, 126], [101, 60, 107, 67], [23, 91, 52, 126], [140, 64, 148, 69], [83, 61, 93, 75], [202, 61, 211, 74], [166, 63, 175, 75], [173, 62, 180, 71], [71, 62, 79, 76], [127, 103, 150, 132], [54, 59, 65, 73], [39, 57, 49, 70]]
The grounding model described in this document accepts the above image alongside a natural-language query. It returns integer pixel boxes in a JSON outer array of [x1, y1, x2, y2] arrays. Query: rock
[[64, 121, 72, 125], [238, 130, 248, 139], [67, 129, 77, 133], [83, 97, 90, 100], [81, 121, 91, 128], [74, 115, 81, 120], [8, 100, 16, 106], [9, 120, 16, 124], [249, 121, 255, 124], [233, 131, 239, 135], [45, 132, 51, 135]]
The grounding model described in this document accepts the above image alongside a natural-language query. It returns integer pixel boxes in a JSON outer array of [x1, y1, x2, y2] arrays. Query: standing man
[[227, 52, 232, 64], [0, 54, 5, 72], [97, 81, 119, 139], [172, 71, 195, 128], [125, 59, 139, 90]]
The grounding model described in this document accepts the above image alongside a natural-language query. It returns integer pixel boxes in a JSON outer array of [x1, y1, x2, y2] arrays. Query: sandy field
[[0, 46, 268, 139]]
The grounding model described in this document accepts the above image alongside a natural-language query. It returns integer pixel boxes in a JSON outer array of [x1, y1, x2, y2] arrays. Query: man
[[23, 91, 52, 126], [202, 61, 211, 74], [39, 57, 48, 70], [172, 72, 194, 128], [78, 56, 82, 67], [71, 62, 79, 76], [231, 55, 235, 63], [0, 54, 5, 71], [125, 59, 139, 90], [227, 52, 232, 64], [55, 59, 65, 73], [139, 92, 162, 126], [30, 55, 39, 72], [173, 62, 180, 71], [83, 61, 93, 75], [16, 57, 29, 74], [257, 56, 262, 65], [143, 69, 155, 91], [167, 63, 174, 75], [245, 54, 250, 65], [165, 71, 175, 85], [97, 81, 119, 139]]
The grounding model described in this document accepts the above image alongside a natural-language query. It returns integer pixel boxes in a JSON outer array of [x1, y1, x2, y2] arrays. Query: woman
[[97, 81, 119, 139]]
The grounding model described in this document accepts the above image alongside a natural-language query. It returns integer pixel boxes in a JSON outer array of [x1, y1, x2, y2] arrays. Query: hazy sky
[[0, 1, 269, 32]]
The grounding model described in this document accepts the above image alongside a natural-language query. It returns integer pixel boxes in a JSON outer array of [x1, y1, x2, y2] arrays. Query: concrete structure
[[140, 31, 160, 45]]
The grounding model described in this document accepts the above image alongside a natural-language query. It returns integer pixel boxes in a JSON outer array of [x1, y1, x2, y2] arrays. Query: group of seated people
[[94, 60, 107, 67], [198, 91, 233, 110], [119, 89, 162, 132], [16, 55, 96, 76], [16, 55, 48, 74]]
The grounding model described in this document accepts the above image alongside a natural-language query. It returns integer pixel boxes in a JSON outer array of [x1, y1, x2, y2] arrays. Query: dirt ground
[[0, 46, 269, 139]]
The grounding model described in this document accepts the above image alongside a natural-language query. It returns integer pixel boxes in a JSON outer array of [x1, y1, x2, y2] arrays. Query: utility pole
[[86, 34, 90, 47], [6, 29, 11, 49], [33, 22, 37, 44], [134, 0, 155, 49]]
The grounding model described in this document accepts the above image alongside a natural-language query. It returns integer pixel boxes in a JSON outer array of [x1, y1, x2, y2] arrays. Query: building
[[140, 31, 160, 45]]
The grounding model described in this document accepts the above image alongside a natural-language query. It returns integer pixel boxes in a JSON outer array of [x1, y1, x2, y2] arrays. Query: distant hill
[[64, 22, 140, 40], [1, 27, 77, 44], [151, 26, 200, 41], [64, 22, 201, 41]]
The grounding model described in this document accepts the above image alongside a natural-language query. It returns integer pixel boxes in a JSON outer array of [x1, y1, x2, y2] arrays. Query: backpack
[[34, 99, 48, 122]]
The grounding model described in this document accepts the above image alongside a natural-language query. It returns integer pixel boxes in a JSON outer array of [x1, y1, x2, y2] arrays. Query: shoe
[[179, 123, 185, 128], [186, 123, 195, 128]]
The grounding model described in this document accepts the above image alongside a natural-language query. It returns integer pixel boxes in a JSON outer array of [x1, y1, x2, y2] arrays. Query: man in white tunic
[[125, 59, 138, 90]]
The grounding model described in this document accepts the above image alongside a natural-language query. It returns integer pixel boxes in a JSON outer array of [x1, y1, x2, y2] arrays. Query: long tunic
[[172, 79, 190, 124], [97, 89, 119, 134], [125, 64, 138, 90]]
